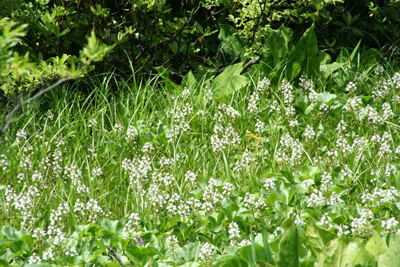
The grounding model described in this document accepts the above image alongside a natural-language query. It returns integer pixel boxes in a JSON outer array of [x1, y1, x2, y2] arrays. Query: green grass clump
[[1, 63, 400, 266]]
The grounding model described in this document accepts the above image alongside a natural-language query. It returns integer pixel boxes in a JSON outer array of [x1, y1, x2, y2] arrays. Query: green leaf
[[286, 26, 319, 81], [316, 235, 353, 267], [80, 31, 114, 64], [175, 243, 200, 262], [1, 226, 16, 239], [378, 236, 400, 267], [125, 245, 156, 261], [365, 231, 388, 258], [181, 71, 197, 90], [180, 262, 201, 267], [222, 255, 249, 267], [351, 246, 376, 266], [0, 259, 9, 267], [218, 24, 243, 59], [320, 62, 345, 79], [277, 225, 299, 267], [266, 25, 291, 68], [238, 244, 266, 263], [211, 63, 248, 101], [99, 218, 124, 233], [316, 92, 337, 103], [304, 219, 336, 257], [300, 165, 320, 178]]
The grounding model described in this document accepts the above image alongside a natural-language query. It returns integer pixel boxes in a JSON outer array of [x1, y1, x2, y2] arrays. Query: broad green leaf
[[300, 165, 320, 178], [211, 63, 248, 100], [316, 235, 353, 267], [238, 244, 266, 263], [222, 255, 248, 267], [365, 231, 388, 258], [316, 92, 337, 103], [218, 24, 243, 59], [99, 218, 124, 233], [181, 71, 197, 90], [286, 26, 319, 81], [378, 236, 400, 267], [1, 226, 16, 239], [304, 219, 336, 257], [175, 243, 200, 262], [125, 245, 157, 261], [277, 225, 299, 267], [180, 262, 201, 267], [351, 246, 376, 266], [0, 259, 9, 267], [318, 51, 331, 65], [266, 25, 291, 68], [320, 62, 345, 79]]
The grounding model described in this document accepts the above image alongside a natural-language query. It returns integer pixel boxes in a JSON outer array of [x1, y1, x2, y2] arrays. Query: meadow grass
[[1, 61, 400, 266]]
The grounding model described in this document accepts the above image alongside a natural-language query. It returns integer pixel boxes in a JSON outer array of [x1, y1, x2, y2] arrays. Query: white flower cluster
[[307, 189, 326, 207], [64, 164, 90, 195], [337, 224, 351, 236], [381, 217, 400, 235], [199, 242, 216, 260], [360, 186, 399, 206], [113, 122, 124, 133], [255, 119, 265, 133], [343, 97, 363, 113], [257, 77, 271, 92], [247, 92, 260, 114], [16, 129, 27, 143], [218, 103, 241, 120], [299, 75, 314, 92], [0, 154, 9, 171], [264, 179, 276, 192], [184, 170, 197, 182], [143, 142, 155, 153], [126, 125, 138, 142], [46, 202, 70, 245], [210, 123, 241, 153], [276, 133, 304, 166], [121, 155, 152, 183], [351, 208, 374, 236], [336, 135, 353, 157], [28, 253, 42, 264], [74, 198, 105, 223], [319, 213, 332, 229], [88, 118, 97, 128], [122, 213, 141, 237], [320, 172, 334, 192], [243, 192, 266, 210], [366, 106, 384, 125], [232, 149, 257, 173], [279, 79, 294, 104], [203, 86, 213, 102], [228, 222, 241, 239], [268, 100, 281, 113], [202, 179, 223, 205], [92, 166, 103, 178], [377, 132, 392, 158], [303, 125, 315, 140], [345, 81, 357, 93], [222, 182, 235, 197], [4, 185, 39, 224]]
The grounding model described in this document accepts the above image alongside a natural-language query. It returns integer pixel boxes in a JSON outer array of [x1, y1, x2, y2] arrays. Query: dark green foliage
[[1, 0, 399, 94]]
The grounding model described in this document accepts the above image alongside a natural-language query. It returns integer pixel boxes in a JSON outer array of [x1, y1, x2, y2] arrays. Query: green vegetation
[[2, 0, 400, 266], [2, 52, 400, 265]]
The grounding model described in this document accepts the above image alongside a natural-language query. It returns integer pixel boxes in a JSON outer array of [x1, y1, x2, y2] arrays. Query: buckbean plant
[[1, 63, 400, 266]]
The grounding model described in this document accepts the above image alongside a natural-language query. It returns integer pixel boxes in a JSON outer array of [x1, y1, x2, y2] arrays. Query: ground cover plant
[[2, 49, 400, 266]]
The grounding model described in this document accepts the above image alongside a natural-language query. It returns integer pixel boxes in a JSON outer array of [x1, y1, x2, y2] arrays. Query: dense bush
[[1, 0, 399, 97]]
